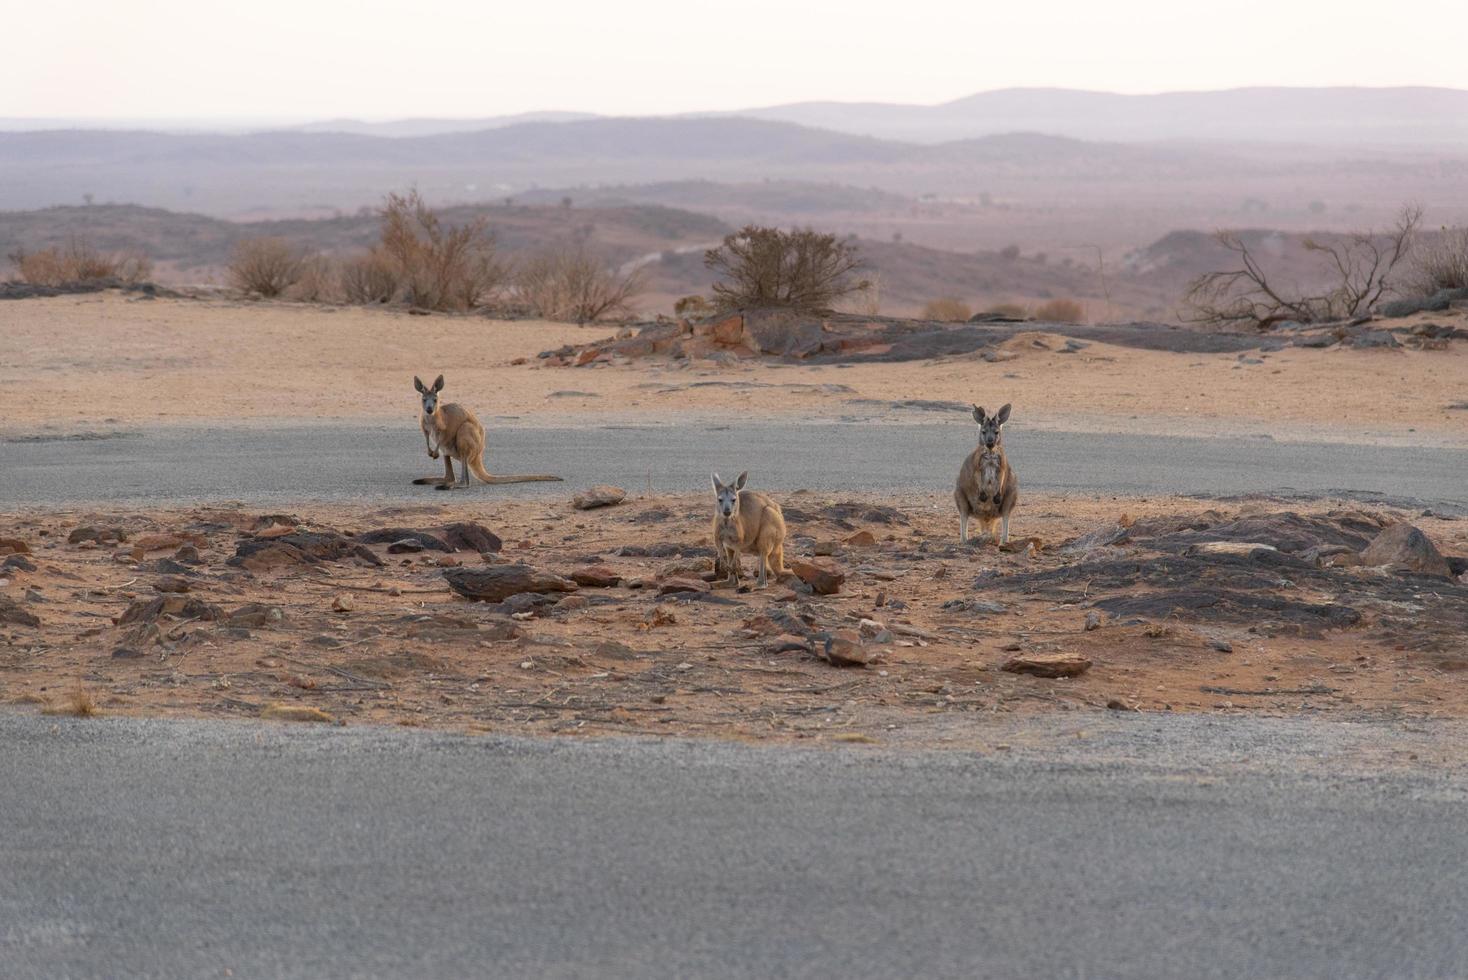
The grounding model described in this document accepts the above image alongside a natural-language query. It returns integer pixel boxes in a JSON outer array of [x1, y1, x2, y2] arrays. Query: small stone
[[254, 523, 296, 539], [0, 538, 30, 556], [260, 703, 334, 724], [790, 559, 845, 596], [572, 485, 627, 510], [331, 593, 355, 613], [570, 565, 621, 588], [153, 576, 191, 594], [387, 538, 425, 554], [111, 647, 144, 660], [173, 544, 202, 564], [821, 631, 882, 667], [658, 577, 708, 596], [844, 530, 878, 548], [1084, 610, 1102, 631], [556, 594, 589, 611], [813, 540, 838, 557], [858, 618, 885, 638], [1208, 638, 1234, 653]]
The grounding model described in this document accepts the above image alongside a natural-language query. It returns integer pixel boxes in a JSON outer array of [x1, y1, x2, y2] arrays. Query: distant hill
[[289, 111, 599, 137], [732, 86, 1468, 145]]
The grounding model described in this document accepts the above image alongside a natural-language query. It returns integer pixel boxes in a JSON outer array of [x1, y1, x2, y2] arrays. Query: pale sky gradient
[[4, 0, 1465, 121]]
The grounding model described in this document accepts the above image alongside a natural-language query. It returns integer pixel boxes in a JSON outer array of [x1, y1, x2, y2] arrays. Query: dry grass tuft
[[1411, 226, 1468, 294], [260, 703, 335, 724], [41, 687, 98, 718], [922, 297, 973, 322]]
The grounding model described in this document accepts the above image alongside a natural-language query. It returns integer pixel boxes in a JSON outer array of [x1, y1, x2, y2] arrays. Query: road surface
[[2, 711, 1465, 979], [4, 421, 1465, 509]]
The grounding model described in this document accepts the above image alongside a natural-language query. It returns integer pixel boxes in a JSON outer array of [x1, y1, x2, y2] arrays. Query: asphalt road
[[3, 711, 1466, 979], [4, 421, 1466, 509]]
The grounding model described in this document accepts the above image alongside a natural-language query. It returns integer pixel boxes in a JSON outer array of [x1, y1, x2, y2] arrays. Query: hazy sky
[[4, 0, 1465, 120]]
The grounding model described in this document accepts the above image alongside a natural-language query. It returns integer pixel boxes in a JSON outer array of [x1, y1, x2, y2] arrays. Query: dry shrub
[[514, 244, 644, 324], [922, 296, 973, 322], [704, 225, 869, 312], [1033, 298, 1085, 323], [377, 190, 507, 311], [8, 238, 151, 285], [1410, 226, 1468, 294], [674, 295, 714, 319], [341, 250, 399, 304], [228, 237, 306, 297], [290, 254, 339, 302], [1186, 204, 1421, 328]]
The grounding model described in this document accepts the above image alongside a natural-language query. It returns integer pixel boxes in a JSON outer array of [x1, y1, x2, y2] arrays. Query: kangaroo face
[[711, 471, 748, 519], [414, 374, 446, 416], [972, 403, 1011, 451]]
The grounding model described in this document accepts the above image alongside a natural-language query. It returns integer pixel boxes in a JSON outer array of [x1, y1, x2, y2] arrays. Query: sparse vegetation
[[704, 226, 869, 313], [922, 297, 973, 322], [1034, 298, 1085, 323], [1185, 205, 1421, 328], [41, 687, 98, 718], [7, 237, 151, 285], [376, 190, 509, 311], [340, 250, 399, 304], [1410, 226, 1468, 294], [290, 254, 339, 302], [228, 237, 306, 297], [514, 244, 644, 324], [674, 295, 714, 319], [982, 302, 1029, 319]]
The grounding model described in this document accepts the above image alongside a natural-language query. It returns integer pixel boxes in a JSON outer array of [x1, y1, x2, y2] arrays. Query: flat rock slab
[[790, 559, 845, 595], [1360, 523, 1452, 578], [444, 565, 579, 603], [1002, 652, 1092, 678]]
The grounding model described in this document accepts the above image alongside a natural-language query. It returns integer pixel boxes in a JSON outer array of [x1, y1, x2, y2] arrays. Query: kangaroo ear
[[432, 375, 445, 392], [996, 403, 1011, 424], [972, 405, 985, 424], [711, 472, 723, 492], [413, 376, 426, 393], [735, 471, 747, 490]]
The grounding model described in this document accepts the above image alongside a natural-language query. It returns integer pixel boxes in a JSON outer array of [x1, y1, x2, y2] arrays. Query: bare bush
[[1034, 298, 1085, 323], [1410, 226, 1468, 294], [514, 245, 644, 324], [704, 225, 869, 312], [982, 302, 1029, 319], [674, 295, 714, 319], [922, 297, 973, 322], [8, 238, 151, 285], [1185, 205, 1421, 328], [290, 254, 339, 302], [340, 250, 399, 304], [377, 190, 507, 311], [228, 237, 306, 297]]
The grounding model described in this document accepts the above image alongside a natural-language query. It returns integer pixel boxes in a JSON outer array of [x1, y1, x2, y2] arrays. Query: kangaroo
[[711, 471, 788, 588], [411, 375, 562, 490], [955, 403, 1018, 545]]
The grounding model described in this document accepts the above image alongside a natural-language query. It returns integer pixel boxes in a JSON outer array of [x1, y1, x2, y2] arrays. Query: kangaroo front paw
[[428, 451, 440, 460]]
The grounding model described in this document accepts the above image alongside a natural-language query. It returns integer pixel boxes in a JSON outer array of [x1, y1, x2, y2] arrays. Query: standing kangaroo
[[711, 471, 788, 588], [412, 375, 562, 490], [955, 403, 1018, 545]]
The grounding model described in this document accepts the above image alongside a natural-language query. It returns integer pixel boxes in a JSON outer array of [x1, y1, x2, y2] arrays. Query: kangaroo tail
[[468, 454, 562, 484]]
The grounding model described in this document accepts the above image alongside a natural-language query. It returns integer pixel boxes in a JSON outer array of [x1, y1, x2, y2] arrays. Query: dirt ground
[[3, 492, 1465, 745], [3, 293, 1467, 446]]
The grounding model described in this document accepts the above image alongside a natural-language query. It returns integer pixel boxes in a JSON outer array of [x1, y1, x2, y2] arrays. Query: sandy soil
[[3, 293, 1466, 446], [3, 492, 1465, 745]]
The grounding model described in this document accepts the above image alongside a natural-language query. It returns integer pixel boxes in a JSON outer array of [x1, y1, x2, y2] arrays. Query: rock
[[844, 530, 878, 548], [129, 533, 203, 560], [110, 646, 144, 660], [658, 577, 708, 596], [813, 540, 838, 556], [0, 538, 30, 556], [1350, 329, 1401, 349], [555, 594, 589, 611], [1208, 638, 1234, 653], [0, 595, 40, 627], [858, 618, 885, 638], [230, 531, 382, 571], [790, 559, 845, 595], [226, 603, 286, 628], [573, 485, 627, 510], [3, 555, 38, 573], [69, 525, 127, 545], [254, 523, 296, 539], [1187, 541, 1279, 558], [118, 595, 223, 625], [444, 565, 579, 602], [260, 703, 335, 724], [569, 565, 621, 588], [152, 576, 191, 594], [1062, 523, 1131, 553], [658, 558, 710, 580], [355, 529, 451, 552], [173, 544, 202, 564], [941, 598, 1008, 615], [1001, 652, 1092, 678], [438, 522, 502, 553], [1359, 523, 1451, 578], [1084, 610, 1102, 631], [820, 631, 882, 667], [331, 593, 355, 613]]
